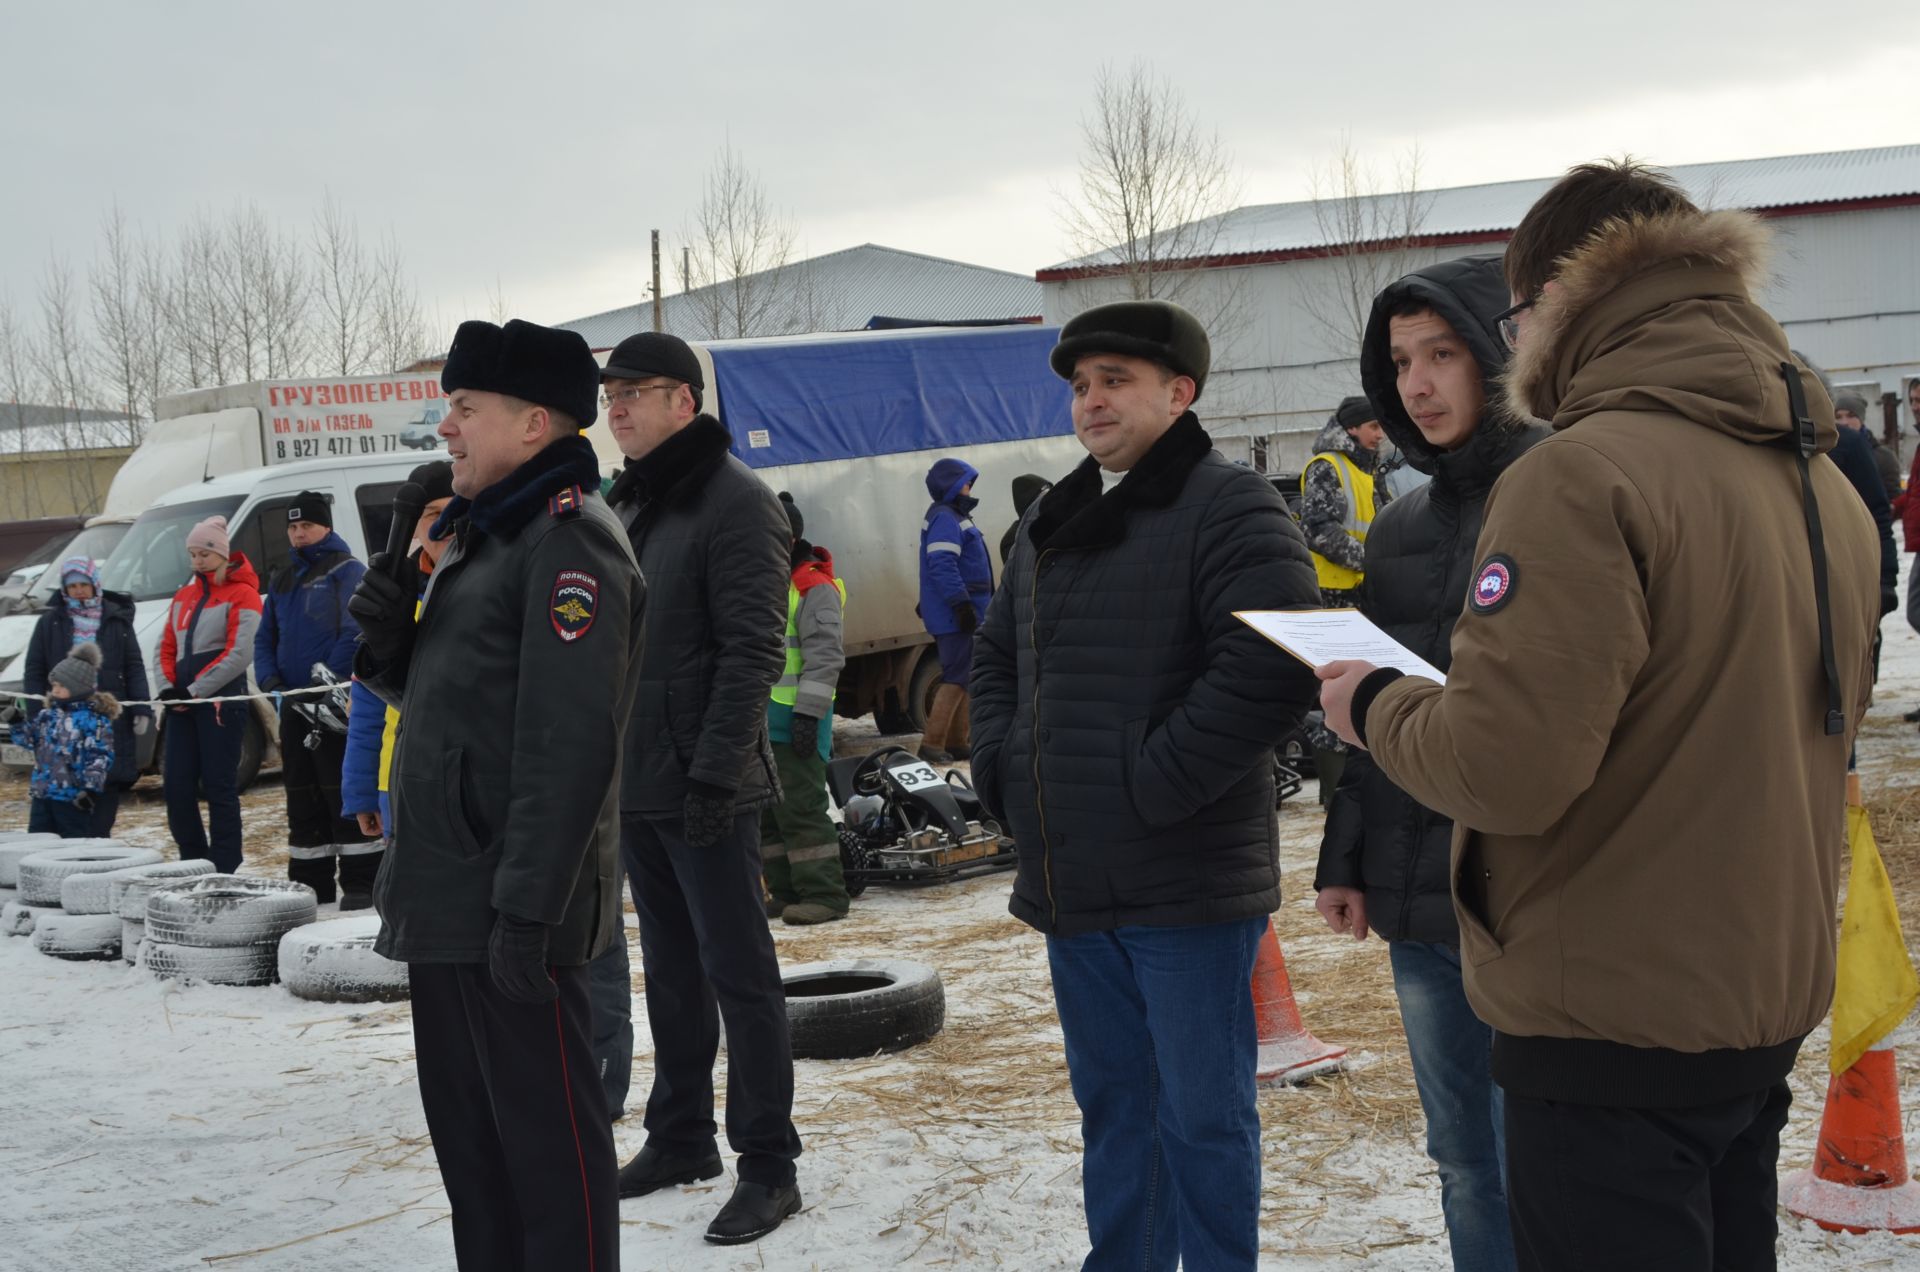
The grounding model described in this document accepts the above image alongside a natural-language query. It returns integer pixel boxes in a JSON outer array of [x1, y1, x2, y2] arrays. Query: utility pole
[[650, 230, 663, 332]]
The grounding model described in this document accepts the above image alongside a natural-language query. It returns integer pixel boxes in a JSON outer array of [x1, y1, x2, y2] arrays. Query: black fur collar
[[434, 435, 603, 540], [1028, 412, 1214, 553], [607, 414, 733, 512]]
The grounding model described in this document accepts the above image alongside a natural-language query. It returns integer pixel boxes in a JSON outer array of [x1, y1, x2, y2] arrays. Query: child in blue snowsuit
[[12, 643, 119, 838]]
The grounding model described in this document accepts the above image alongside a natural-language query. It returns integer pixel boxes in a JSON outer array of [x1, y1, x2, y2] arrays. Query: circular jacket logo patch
[[550, 570, 599, 642], [1469, 555, 1516, 615]]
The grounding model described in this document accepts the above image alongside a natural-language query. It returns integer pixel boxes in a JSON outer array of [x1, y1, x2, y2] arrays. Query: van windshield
[[99, 497, 244, 602]]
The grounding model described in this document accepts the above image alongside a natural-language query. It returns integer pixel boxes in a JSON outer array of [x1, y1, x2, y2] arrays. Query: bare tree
[[310, 193, 377, 375], [369, 230, 427, 372], [676, 143, 797, 340], [32, 255, 102, 510], [165, 212, 235, 388], [1299, 140, 1433, 358], [255, 218, 310, 378], [0, 295, 41, 518], [89, 203, 158, 447], [1059, 61, 1242, 306], [131, 238, 174, 426], [485, 275, 512, 326]]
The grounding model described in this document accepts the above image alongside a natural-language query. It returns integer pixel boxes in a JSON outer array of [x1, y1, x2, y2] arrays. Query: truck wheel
[[235, 711, 267, 792], [783, 958, 945, 1059], [904, 650, 944, 736]]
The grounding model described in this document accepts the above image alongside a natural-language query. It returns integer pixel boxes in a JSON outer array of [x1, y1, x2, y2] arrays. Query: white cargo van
[[2, 452, 428, 786]]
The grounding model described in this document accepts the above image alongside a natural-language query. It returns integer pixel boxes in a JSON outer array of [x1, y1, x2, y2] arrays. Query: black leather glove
[[155, 685, 189, 703], [954, 602, 978, 634], [348, 555, 416, 666], [487, 914, 557, 1004], [684, 780, 738, 850], [790, 713, 822, 761], [259, 675, 285, 694]]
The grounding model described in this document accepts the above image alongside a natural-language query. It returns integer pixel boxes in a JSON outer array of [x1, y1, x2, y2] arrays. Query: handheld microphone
[[384, 482, 427, 581]]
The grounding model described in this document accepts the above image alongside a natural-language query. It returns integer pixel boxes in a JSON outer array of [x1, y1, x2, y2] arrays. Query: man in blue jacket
[[257, 492, 377, 906], [917, 457, 993, 762]]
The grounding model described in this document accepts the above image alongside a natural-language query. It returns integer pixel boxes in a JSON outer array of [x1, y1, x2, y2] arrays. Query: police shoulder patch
[[550, 569, 599, 642], [548, 485, 585, 520], [1468, 554, 1516, 615]]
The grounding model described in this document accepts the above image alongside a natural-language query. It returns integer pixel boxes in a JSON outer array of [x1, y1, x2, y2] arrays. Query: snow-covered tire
[[278, 916, 409, 1003], [3, 900, 57, 937], [122, 918, 144, 965], [17, 843, 160, 905], [32, 911, 122, 961], [69, 858, 216, 916], [116, 867, 215, 921], [783, 958, 945, 1059], [141, 937, 278, 987], [0, 835, 66, 887], [143, 876, 317, 948]]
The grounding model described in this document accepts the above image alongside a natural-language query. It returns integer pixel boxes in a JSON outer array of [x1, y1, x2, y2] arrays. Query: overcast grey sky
[[4, 0, 1915, 340]]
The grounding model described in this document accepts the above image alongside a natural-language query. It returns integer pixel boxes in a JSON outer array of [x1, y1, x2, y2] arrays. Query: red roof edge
[[1035, 193, 1920, 282]]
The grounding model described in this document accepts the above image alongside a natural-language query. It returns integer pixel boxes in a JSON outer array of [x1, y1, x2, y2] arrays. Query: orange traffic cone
[[1251, 918, 1347, 1084], [1782, 1044, 1920, 1233]]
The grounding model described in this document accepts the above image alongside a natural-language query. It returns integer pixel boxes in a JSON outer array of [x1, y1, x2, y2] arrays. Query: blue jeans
[[1388, 940, 1515, 1272], [1047, 915, 1266, 1272]]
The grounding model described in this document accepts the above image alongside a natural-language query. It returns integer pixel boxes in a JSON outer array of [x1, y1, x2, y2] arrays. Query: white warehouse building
[[1038, 144, 1920, 471]]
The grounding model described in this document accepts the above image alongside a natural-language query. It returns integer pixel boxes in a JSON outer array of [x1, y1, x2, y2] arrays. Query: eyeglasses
[[599, 384, 679, 408], [1494, 295, 1538, 352]]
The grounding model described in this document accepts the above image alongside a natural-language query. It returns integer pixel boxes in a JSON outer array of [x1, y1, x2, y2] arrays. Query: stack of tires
[[12, 843, 160, 951], [278, 915, 410, 1003], [0, 832, 65, 922], [112, 863, 219, 966], [141, 876, 318, 986]]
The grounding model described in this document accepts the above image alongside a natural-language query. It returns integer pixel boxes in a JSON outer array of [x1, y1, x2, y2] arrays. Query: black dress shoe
[[703, 1179, 801, 1245], [338, 890, 373, 912], [616, 1144, 722, 1199]]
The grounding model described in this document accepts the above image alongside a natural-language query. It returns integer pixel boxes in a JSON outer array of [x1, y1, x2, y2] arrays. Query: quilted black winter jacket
[[971, 413, 1321, 936]]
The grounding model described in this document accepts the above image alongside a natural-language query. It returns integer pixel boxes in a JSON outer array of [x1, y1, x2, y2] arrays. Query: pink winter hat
[[186, 515, 231, 558]]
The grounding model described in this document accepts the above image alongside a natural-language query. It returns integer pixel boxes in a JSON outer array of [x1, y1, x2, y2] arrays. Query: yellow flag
[[1831, 806, 1920, 1074]]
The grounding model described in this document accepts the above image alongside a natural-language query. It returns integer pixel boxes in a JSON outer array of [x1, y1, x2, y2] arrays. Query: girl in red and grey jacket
[[156, 515, 262, 873]]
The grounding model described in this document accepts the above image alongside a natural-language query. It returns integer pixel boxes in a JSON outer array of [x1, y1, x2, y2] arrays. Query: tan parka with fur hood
[[1357, 210, 1882, 1108]]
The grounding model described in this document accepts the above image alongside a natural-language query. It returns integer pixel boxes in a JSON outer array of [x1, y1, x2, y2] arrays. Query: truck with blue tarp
[[586, 323, 1085, 732]]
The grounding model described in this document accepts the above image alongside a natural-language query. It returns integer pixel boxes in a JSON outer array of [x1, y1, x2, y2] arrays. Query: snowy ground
[[6, 610, 1920, 1269]]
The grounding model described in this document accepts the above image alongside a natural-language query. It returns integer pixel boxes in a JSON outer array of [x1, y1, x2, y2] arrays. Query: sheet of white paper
[[1235, 608, 1448, 684]]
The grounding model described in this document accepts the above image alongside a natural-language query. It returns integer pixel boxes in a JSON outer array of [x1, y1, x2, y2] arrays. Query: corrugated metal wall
[[1046, 204, 1920, 449]]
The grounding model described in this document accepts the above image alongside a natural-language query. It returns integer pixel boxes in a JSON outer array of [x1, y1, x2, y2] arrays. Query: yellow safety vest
[[1306, 451, 1376, 592], [770, 577, 847, 707]]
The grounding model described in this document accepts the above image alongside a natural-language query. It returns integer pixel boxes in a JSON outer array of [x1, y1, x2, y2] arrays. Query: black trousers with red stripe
[[410, 962, 619, 1272]]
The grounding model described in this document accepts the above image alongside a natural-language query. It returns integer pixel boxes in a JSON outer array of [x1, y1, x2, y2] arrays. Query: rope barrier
[[11, 683, 339, 710]]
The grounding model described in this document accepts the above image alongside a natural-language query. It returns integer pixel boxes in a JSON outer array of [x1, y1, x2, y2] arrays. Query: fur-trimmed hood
[[1503, 209, 1835, 453]]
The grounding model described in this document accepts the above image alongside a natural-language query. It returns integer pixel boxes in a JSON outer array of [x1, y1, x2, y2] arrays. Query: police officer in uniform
[[350, 319, 644, 1272]]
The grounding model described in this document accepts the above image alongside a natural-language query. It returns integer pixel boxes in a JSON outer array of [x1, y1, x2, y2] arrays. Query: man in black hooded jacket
[[1313, 254, 1545, 1272]]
